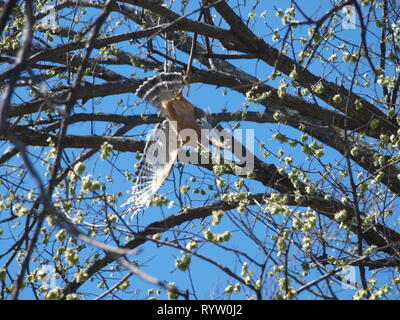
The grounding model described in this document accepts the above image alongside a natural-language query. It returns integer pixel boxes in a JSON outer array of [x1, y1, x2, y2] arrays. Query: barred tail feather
[[135, 72, 183, 110]]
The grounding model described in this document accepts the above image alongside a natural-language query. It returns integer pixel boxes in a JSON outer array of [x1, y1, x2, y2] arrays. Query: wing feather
[[196, 113, 226, 149], [121, 120, 180, 220]]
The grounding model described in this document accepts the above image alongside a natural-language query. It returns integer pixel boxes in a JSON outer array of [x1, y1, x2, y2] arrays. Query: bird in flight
[[121, 72, 223, 220]]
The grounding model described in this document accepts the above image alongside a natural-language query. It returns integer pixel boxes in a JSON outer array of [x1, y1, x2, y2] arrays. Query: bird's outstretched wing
[[121, 120, 180, 220]]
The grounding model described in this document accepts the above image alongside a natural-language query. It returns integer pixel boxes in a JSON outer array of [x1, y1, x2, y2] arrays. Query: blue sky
[[1, 0, 398, 300]]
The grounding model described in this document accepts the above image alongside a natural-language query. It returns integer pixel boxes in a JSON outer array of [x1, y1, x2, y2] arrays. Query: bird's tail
[[135, 72, 183, 109]]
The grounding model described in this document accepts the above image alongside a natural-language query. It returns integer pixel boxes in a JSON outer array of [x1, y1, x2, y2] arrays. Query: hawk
[[121, 72, 223, 219]]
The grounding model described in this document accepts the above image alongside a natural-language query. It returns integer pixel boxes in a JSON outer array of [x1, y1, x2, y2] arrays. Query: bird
[[121, 72, 224, 220]]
